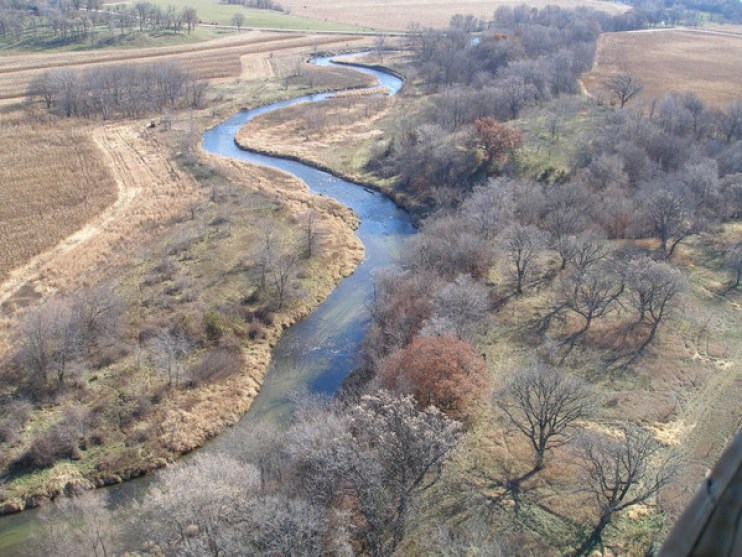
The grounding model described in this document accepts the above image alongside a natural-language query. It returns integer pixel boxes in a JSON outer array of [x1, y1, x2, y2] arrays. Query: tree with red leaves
[[380, 334, 487, 421], [474, 116, 524, 170]]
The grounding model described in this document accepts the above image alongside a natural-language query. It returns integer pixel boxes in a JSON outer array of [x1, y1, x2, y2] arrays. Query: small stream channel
[[0, 53, 412, 555]]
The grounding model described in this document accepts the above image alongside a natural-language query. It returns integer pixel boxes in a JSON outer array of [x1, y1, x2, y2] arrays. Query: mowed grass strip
[[0, 125, 117, 282], [583, 29, 742, 107]]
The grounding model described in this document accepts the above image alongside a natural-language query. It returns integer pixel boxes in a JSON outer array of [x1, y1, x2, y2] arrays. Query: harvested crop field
[[0, 31, 369, 102], [583, 29, 742, 107], [0, 125, 116, 288], [0, 122, 203, 312], [282, 0, 627, 30]]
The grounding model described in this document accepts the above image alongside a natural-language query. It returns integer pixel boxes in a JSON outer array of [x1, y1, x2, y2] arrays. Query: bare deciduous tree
[[33, 492, 117, 557], [556, 263, 624, 345], [499, 224, 550, 295], [553, 230, 607, 273], [724, 242, 742, 290], [625, 257, 685, 354], [148, 328, 192, 389], [16, 298, 84, 390], [249, 220, 280, 293], [145, 453, 258, 557], [420, 274, 491, 341], [407, 215, 494, 280], [300, 209, 323, 258], [348, 392, 463, 555], [231, 12, 245, 31], [641, 186, 697, 258], [498, 363, 594, 474], [181, 6, 198, 33], [602, 73, 643, 108], [272, 249, 302, 310], [573, 427, 677, 556], [289, 393, 462, 557], [715, 100, 742, 143], [459, 178, 515, 240]]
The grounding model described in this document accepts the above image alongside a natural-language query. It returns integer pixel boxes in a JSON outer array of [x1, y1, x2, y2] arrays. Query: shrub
[[204, 311, 227, 343], [14, 409, 87, 470], [248, 319, 267, 340], [190, 347, 244, 384], [380, 334, 487, 421], [0, 400, 33, 444]]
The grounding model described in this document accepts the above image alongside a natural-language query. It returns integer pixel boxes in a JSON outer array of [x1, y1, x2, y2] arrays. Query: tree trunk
[[573, 514, 611, 557]]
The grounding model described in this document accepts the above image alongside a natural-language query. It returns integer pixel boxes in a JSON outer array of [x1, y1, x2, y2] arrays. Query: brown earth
[[582, 29, 742, 107]]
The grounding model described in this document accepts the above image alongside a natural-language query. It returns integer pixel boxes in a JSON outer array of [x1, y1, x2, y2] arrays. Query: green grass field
[[108, 0, 373, 31], [0, 27, 229, 54]]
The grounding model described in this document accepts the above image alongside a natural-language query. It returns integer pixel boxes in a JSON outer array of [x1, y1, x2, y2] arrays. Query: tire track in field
[[0, 124, 200, 311]]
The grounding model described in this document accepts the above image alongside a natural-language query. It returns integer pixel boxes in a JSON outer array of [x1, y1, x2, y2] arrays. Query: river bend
[[0, 52, 411, 555]]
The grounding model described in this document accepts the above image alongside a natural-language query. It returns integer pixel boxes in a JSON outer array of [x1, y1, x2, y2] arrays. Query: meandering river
[[0, 53, 411, 555]]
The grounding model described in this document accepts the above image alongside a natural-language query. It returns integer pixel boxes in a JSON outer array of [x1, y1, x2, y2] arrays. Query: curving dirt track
[[0, 32, 369, 102], [0, 124, 201, 311]]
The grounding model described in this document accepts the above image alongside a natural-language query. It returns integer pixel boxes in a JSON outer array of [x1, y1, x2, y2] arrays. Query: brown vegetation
[[583, 29, 742, 107], [380, 334, 487, 421], [235, 91, 394, 181], [0, 123, 200, 311]]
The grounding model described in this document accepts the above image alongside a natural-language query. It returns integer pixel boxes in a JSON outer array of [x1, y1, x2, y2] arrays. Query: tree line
[[0, 1, 199, 45], [221, 0, 284, 12], [28, 60, 208, 118]]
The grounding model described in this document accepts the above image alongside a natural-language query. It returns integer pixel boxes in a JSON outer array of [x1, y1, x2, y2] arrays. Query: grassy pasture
[[583, 29, 742, 107], [0, 27, 228, 55], [105, 0, 371, 31]]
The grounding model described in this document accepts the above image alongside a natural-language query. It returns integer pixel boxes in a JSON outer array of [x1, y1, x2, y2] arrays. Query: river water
[[0, 54, 411, 555]]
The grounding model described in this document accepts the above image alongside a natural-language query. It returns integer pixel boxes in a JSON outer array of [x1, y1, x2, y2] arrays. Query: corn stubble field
[[0, 124, 117, 285], [583, 28, 742, 107]]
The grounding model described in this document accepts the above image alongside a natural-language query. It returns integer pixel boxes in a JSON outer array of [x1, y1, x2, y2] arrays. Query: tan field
[[583, 29, 742, 107], [282, 0, 627, 30], [0, 122, 203, 311], [0, 31, 374, 314], [0, 31, 370, 102], [0, 125, 117, 290]]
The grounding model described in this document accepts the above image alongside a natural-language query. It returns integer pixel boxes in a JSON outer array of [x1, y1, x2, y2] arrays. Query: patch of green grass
[[512, 97, 607, 182], [0, 27, 227, 54], [110, 0, 373, 31]]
